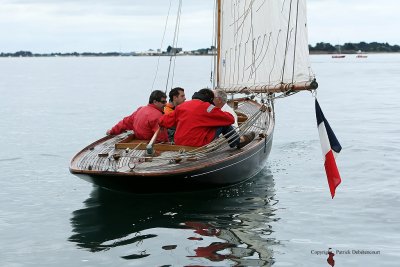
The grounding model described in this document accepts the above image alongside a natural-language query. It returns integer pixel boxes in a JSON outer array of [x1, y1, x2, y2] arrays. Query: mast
[[216, 0, 222, 88]]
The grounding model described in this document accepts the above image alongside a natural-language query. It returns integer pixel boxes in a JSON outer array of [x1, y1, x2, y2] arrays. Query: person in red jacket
[[163, 87, 186, 142], [159, 88, 255, 148], [106, 90, 168, 142]]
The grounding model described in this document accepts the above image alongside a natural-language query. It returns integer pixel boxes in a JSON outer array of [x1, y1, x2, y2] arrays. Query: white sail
[[218, 0, 312, 90]]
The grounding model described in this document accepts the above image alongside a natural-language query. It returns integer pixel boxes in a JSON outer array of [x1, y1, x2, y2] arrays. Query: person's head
[[192, 88, 214, 104], [213, 89, 228, 108], [149, 90, 167, 111], [169, 87, 186, 107]]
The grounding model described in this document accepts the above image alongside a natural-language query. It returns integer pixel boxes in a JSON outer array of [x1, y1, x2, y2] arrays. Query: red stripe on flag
[[324, 150, 342, 198]]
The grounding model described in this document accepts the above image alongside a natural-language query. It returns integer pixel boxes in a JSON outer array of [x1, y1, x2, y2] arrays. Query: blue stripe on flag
[[315, 99, 342, 153]]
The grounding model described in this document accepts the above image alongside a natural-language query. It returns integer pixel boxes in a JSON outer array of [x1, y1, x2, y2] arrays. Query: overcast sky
[[1, 0, 399, 53]]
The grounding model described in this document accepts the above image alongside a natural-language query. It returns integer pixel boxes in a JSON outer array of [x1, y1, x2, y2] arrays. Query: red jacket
[[159, 99, 234, 147], [109, 104, 168, 142]]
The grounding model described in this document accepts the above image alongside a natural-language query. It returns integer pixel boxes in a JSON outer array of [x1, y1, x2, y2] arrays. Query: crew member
[[106, 90, 168, 142]]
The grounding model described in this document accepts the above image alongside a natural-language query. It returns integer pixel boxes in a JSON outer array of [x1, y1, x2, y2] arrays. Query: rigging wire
[[151, 0, 173, 92], [165, 0, 183, 93], [170, 0, 182, 90]]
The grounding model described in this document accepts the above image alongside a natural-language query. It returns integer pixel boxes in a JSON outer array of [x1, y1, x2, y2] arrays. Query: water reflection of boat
[[69, 170, 278, 266]]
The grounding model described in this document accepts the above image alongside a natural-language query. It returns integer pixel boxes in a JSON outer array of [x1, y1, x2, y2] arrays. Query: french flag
[[315, 99, 342, 198]]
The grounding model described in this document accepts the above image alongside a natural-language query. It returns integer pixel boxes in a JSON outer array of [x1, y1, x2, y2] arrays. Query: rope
[[151, 0, 173, 92]]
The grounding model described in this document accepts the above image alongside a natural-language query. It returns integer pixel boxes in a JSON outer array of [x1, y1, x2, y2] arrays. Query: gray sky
[[1, 0, 399, 53]]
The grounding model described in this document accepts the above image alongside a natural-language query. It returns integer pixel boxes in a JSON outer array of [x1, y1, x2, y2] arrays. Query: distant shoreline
[[1, 51, 399, 58], [309, 51, 400, 55], [2, 42, 399, 57]]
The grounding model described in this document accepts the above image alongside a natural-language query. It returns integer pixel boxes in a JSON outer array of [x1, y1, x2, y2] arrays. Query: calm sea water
[[0, 54, 399, 266]]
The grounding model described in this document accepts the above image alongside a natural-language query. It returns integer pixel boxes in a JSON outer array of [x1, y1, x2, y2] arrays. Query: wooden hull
[[71, 133, 273, 193], [70, 99, 274, 193]]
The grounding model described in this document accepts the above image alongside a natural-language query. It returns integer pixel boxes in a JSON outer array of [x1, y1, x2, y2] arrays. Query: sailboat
[[356, 50, 368, 58], [332, 44, 346, 58], [69, 0, 318, 193]]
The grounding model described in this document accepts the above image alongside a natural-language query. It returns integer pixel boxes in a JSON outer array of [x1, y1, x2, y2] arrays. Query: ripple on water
[[0, 157, 22, 162]]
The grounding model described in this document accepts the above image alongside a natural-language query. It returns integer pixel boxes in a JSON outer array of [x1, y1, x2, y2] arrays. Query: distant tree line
[[0, 51, 125, 57], [165, 45, 215, 55], [309, 42, 400, 53], [2, 42, 399, 57]]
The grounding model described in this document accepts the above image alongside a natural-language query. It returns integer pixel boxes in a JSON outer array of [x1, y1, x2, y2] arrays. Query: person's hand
[[106, 129, 111, 135]]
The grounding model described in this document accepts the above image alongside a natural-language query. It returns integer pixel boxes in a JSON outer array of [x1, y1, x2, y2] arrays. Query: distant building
[[139, 49, 162, 56]]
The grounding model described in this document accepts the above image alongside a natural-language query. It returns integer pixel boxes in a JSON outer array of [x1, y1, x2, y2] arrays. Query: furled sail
[[217, 0, 316, 93]]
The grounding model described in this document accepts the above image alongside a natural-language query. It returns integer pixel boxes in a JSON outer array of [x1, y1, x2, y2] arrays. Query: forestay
[[218, 0, 312, 91]]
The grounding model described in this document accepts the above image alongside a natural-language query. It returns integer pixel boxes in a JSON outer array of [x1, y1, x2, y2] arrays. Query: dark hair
[[149, 90, 167, 104], [169, 87, 184, 102], [192, 88, 214, 104]]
